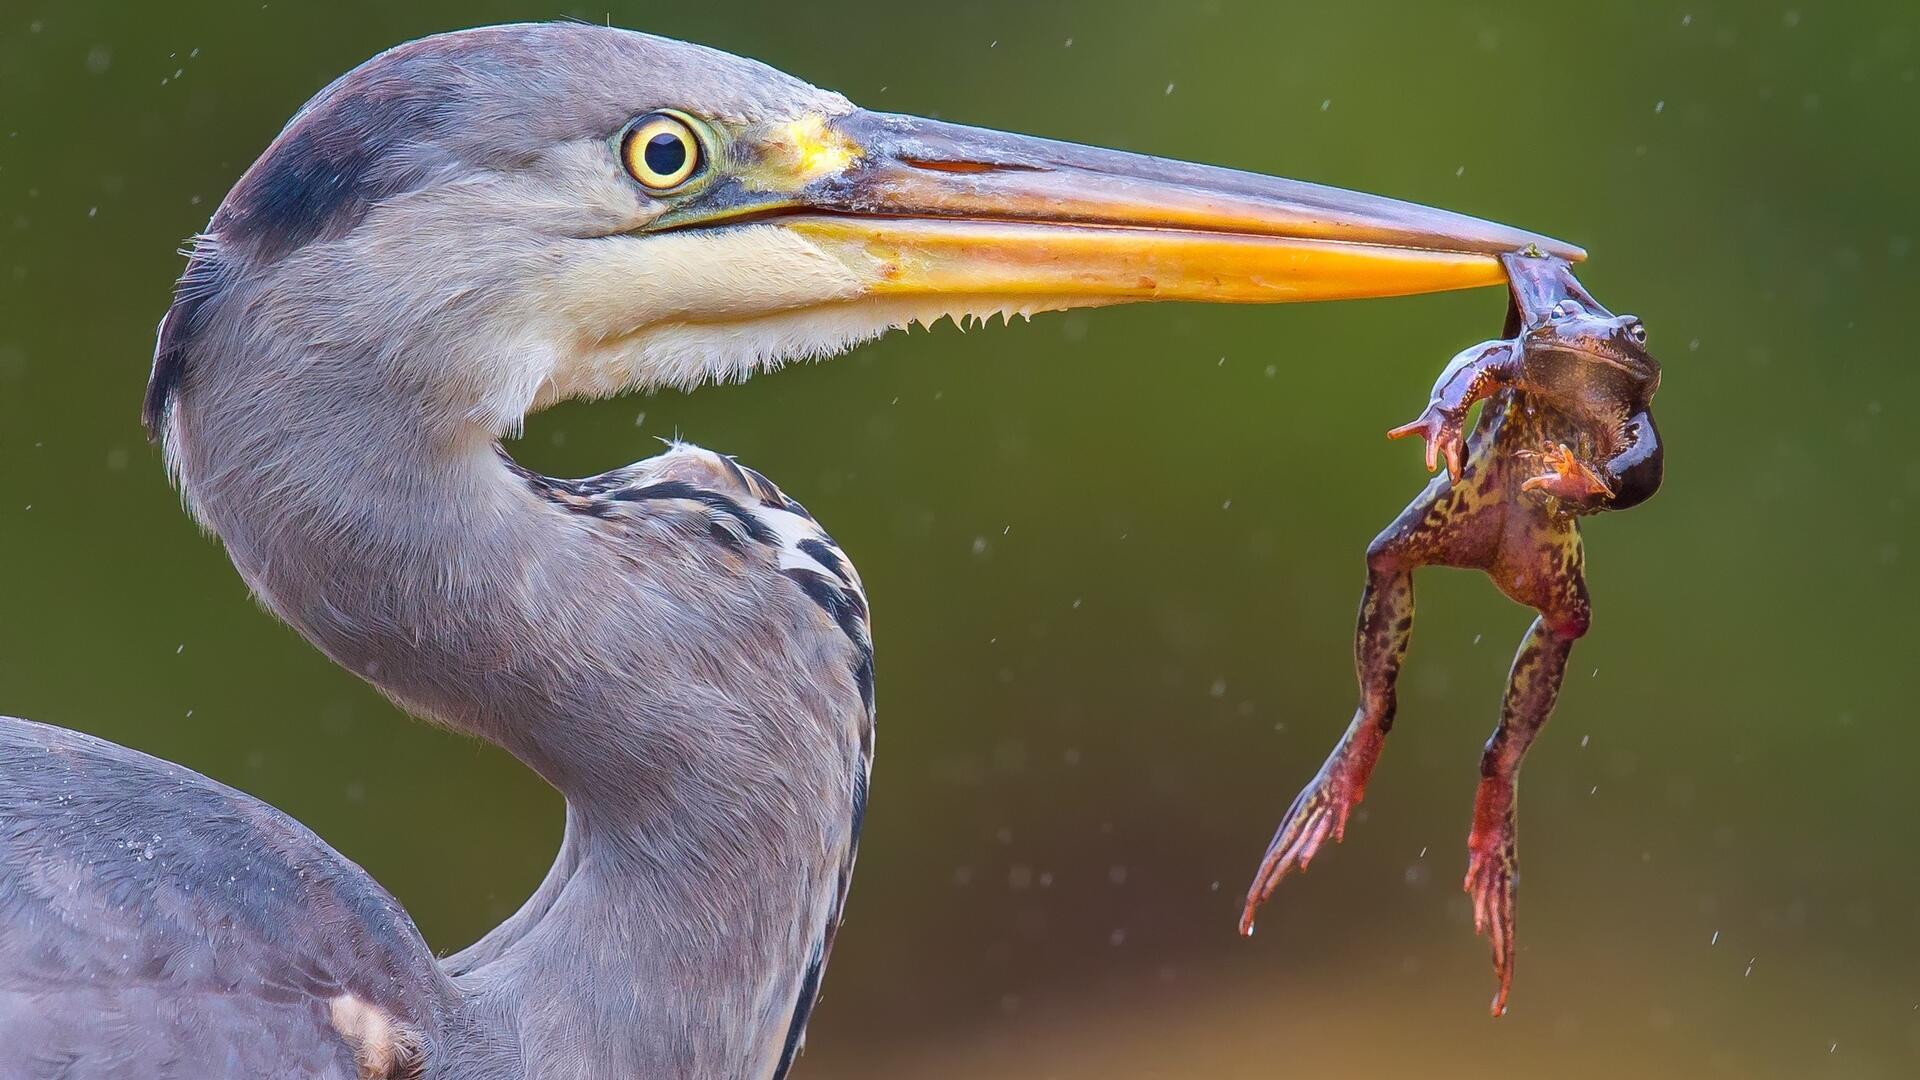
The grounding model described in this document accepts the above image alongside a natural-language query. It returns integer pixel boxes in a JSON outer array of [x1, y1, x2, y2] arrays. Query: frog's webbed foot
[[1239, 753, 1372, 935], [1386, 405, 1466, 480], [1520, 443, 1613, 503], [1464, 811, 1518, 1017]]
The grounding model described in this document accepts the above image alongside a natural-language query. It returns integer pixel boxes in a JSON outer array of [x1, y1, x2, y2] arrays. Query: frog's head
[[1524, 300, 1660, 387]]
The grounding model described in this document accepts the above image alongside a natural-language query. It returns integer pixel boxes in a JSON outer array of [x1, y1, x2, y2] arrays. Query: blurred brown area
[[2, 1, 1916, 1075]]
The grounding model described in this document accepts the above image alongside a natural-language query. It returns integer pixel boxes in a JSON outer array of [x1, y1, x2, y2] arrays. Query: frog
[[1237, 250, 1663, 1017]]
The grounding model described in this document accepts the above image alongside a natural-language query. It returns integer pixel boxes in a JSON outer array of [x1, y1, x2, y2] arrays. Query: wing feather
[[0, 717, 450, 1079]]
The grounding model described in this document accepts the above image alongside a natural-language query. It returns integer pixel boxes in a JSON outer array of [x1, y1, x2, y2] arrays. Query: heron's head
[[146, 23, 1580, 440]]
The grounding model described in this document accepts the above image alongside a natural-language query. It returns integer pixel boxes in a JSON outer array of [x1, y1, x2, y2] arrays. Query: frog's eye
[[1550, 300, 1586, 320], [1626, 320, 1649, 345], [622, 112, 704, 191]]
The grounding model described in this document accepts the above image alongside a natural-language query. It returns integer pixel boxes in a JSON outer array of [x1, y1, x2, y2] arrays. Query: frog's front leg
[[1467, 522, 1591, 1017], [1387, 339, 1521, 479], [1519, 442, 1614, 502]]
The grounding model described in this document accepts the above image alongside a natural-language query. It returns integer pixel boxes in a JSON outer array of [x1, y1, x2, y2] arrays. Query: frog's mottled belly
[[1389, 388, 1585, 579], [1466, 391, 1600, 505]]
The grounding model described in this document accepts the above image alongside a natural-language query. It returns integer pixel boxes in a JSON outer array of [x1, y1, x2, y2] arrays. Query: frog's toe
[[1387, 409, 1464, 479], [1385, 413, 1429, 440]]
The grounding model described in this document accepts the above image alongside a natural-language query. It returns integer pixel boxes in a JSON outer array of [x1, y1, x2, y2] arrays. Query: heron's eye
[[623, 113, 702, 191]]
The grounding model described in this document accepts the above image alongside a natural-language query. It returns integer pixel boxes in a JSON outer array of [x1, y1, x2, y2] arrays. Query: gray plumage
[[0, 717, 451, 1078]]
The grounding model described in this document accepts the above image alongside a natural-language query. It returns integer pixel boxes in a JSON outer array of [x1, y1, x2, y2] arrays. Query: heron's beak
[[674, 109, 1581, 308]]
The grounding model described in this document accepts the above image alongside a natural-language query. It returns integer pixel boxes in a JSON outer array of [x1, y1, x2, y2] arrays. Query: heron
[[0, 23, 1580, 1080]]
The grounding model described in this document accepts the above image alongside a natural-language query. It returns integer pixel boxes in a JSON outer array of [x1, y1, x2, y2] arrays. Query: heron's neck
[[444, 803, 810, 1080], [171, 337, 834, 1079]]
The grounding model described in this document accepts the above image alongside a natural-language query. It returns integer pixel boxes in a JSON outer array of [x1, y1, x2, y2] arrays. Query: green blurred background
[[3, 1, 1916, 1076]]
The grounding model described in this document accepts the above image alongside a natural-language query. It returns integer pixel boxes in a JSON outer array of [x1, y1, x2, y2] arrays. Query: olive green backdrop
[[4, 2, 1915, 1076]]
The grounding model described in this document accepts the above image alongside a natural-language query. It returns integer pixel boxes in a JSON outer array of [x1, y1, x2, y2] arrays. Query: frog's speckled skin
[[1239, 252, 1663, 1017]]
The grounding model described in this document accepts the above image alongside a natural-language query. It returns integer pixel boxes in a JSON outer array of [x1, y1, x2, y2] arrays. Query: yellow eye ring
[[622, 113, 702, 191]]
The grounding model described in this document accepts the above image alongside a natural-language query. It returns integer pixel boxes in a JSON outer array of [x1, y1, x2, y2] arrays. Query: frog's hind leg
[[1240, 474, 1496, 934], [1238, 548, 1406, 933], [1467, 523, 1591, 1017]]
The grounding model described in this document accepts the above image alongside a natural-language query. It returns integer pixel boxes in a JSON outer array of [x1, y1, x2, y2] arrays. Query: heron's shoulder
[[0, 716, 449, 1078], [508, 441, 874, 710], [513, 442, 862, 590]]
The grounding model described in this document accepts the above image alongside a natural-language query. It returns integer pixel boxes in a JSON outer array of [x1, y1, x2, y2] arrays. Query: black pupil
[[643, 131, 688, 177]]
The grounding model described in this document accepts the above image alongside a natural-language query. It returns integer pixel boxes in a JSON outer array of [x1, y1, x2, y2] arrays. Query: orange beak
[[713, 110, 1582, 307]]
